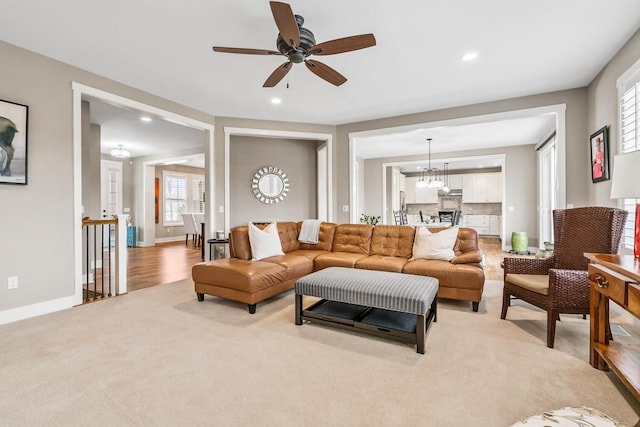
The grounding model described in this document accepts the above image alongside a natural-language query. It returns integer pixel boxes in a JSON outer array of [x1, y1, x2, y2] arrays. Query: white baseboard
[[0, 295, 76, 326], [154, 236, 186, 244]]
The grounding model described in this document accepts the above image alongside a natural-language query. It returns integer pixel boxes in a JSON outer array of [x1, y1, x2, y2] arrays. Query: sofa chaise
[[192, 222, 485, 313]]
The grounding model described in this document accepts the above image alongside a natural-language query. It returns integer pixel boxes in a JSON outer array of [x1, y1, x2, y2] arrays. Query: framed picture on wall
[[590, 125, 609, 183], [0, 99, 28, 185]]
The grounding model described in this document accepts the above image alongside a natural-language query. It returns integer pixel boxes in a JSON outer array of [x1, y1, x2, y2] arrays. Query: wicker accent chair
[[501, 207, 627, 348]]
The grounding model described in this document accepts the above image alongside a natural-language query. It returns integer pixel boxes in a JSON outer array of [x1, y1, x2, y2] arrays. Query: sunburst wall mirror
[[251, 166, 290, 204]]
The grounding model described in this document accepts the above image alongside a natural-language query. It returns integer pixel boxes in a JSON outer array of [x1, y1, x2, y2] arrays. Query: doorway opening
[[348, 104, 566, 251], [72, 82, 214, 305]]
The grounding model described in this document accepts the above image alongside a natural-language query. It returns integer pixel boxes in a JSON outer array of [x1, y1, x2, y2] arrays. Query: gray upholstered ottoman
[[295, 267, 438, 354]]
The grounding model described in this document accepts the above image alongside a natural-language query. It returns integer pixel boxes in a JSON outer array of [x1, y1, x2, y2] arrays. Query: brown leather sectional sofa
[[192, 222, 485, 313]]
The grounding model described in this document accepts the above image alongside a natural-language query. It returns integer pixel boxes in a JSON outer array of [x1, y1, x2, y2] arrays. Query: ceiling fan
[[212, 1, 376, 87]]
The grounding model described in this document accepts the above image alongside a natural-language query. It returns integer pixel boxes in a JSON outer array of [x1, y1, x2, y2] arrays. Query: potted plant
[[360, 214, 381, 226]]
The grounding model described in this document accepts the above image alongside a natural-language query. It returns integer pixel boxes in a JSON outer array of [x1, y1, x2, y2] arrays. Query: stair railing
[[81, 214, 128, 302]]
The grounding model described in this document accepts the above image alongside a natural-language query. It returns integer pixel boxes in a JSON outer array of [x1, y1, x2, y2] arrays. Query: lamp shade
[[610, 150, 640, 199], [610, 150, 640, 259]]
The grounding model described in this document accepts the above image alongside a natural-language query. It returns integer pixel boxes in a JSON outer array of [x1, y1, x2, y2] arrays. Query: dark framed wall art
[[0, 99, 28, 185], [590, 125, 609, 183]]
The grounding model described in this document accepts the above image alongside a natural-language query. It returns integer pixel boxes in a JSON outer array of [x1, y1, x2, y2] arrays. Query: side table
[[207, 238, 229, 261], [585, 252, 640, 404]]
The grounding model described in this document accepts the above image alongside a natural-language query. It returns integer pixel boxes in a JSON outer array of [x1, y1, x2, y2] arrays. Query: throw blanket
[[298, 219, 322, 244]]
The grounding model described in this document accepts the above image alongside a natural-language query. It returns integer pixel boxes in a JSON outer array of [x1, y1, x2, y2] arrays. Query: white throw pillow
[[248, 222, 284, 261], [411, 226, 459, 261]]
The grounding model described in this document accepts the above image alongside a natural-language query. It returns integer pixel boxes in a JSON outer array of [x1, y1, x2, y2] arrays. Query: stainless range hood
[[439, 188, 462, 196]]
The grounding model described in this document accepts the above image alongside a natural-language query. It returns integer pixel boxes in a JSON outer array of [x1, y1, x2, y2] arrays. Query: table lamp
[[610, 150, 640, 258]]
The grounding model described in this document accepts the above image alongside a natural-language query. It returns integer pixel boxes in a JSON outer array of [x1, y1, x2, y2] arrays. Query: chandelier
[[416, 138, 443, 189], [110, 144, 130, 158]]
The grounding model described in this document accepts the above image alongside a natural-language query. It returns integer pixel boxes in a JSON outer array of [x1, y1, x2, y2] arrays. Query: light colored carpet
[[0, 279, 639, 426]]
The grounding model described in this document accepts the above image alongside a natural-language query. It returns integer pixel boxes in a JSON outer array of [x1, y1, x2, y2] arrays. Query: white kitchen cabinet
[[489, 215, 501, 236], [463, 214, 501, 236], [462, 174, 476, 203], [405, 176, 417, 203], [447, 174, 463, 190], [415, 186, 439, 203], [462, 173, 502, 203]]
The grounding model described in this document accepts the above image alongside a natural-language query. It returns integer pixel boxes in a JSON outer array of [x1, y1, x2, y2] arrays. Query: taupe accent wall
[[587, 28, 640, 206], [0, 40, 214, 314], [229, 135, 318, 227], [81, 102, 101, 219], [212, 117, 337, 232]]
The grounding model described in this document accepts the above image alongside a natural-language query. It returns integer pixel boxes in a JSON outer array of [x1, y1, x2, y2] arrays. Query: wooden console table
[[585, 253, 640, 403]]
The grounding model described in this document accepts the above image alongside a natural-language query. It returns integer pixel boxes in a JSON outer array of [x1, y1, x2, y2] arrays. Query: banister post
[[115, 214, 128, 294]]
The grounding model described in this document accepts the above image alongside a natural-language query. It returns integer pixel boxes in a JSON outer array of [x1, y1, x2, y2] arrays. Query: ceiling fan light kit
[[212, 1, 376, 87]]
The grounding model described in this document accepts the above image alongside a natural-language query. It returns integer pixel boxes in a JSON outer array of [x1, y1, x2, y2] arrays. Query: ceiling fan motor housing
[[276, 15, 315, 63], [212, 3, 376, 87]]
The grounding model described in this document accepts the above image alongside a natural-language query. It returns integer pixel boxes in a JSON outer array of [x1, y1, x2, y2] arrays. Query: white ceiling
[[1, 0, 639, 126], [89, 101, 205, 167], [3, 1, 638, 169]]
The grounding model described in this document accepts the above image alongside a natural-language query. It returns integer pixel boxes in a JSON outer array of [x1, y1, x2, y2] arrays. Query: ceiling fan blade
[[310, 34, 377, 55], [305, 60, 347, 86], [269, 1, 300, 48], [263, 62, 293, 87], [212, 46, 281, 55]]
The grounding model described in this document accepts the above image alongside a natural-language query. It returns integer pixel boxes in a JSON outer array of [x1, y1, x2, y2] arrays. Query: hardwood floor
[[127, 241, 203, 292], [122, 237, 517, 294]]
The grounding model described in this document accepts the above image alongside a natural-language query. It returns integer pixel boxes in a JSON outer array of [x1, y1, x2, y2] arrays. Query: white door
[[101, 160, 123, 218], [538, 138, 556, 246]]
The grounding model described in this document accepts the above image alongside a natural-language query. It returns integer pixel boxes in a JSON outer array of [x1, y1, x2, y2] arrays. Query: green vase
[[511, 232, 528, 253]]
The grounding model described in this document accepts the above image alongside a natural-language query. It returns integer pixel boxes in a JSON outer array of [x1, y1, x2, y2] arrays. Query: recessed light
[[140, 116, 152, 122], [271, 98, 282, 105], [478, 165, 484, 168], [461, 52, 479, 62]]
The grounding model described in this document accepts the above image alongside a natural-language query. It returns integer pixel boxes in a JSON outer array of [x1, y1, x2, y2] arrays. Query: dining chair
[[438, 211, 454, 223], [393, 210, 402, 225], [193, 213, 205, 246], [181, 213, 199, 246]]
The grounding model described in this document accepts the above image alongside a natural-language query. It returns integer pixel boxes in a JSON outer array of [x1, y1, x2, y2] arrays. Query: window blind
[[618, 66, 640, 251], [163, 171, 205, 227]]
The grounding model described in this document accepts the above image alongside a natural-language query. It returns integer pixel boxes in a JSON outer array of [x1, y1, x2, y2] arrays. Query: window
[[617, 59, 640, 251], [163, 171, 204, 226]]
